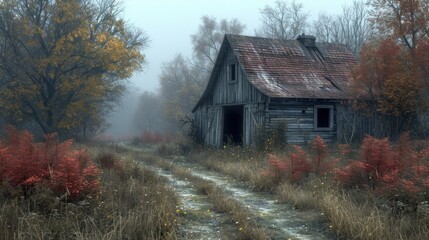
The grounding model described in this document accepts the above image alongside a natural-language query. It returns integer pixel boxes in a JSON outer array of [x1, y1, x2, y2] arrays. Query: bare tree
[[191, 15, 245, 73], [132, 91, 166, 134], [312, 0, 372, 55], [159, 54, 202, 132], [256, 0, 309, 39], [312, 13, 339, 43]]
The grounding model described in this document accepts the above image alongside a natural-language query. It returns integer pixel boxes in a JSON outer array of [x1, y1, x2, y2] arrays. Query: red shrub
[[334, 134, 429, 198], [288, 146, 312, 181], [0, 127, 100, 200], [311, 136, 327, 175], [268, 154, 288, 174], [335, 161, 368, 187], [310, 136, 338, 175], [262, 146, 312, 183], [360, 136, 401, 181], [339, 144, 352, 158], [335, 135, 397, 189]]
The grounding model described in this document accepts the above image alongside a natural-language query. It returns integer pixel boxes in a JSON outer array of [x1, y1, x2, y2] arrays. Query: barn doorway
[[223, 105, 243, 145]]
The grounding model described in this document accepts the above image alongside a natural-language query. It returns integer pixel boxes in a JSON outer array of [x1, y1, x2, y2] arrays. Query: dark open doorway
[[223, 105, 243, 145]]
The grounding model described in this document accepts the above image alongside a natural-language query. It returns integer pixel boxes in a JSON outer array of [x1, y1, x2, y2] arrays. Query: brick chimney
[[297, 34, 316, 47]]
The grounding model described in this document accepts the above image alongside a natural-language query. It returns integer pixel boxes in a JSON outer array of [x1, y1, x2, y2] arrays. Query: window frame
[[228, 63, 237, 83], [314, 105, 334, 131]]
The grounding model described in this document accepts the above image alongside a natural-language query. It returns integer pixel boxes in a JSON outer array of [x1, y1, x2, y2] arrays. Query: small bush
[[262, 145, 312, 183], [0, 127, 100, 200], [311, 136, 338, 175], [95, 152, 121, 170], [262, 136, 336, 183], [334, 133, 429, 213]]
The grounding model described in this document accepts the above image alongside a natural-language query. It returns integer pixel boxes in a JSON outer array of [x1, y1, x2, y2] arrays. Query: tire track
[[148, 166, 237, 240], [172, 161, 335, 240], [129, 146, 334, 239]]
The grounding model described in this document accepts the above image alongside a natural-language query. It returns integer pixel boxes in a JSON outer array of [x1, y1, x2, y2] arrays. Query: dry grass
[[188, 147, 429, 240], [319, 191, 429, 240], [188, 148, 275, 192], [320, 193, 390, 239], [0, 146, 180, 240], [275, 182, 319, 210]]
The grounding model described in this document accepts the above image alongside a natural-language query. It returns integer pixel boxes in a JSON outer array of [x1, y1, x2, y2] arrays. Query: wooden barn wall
[[192, 106, 206, 144], [244, 103, 266, 146], [267, 99, 338, 144], [211, 48, 266, 105], [336, 105, 404, 143], [193, 46, 267, 147]]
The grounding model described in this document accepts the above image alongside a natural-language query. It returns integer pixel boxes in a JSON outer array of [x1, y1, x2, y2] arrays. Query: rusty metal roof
[[227, 34, 357, 99], [193, 34, 357, 112]]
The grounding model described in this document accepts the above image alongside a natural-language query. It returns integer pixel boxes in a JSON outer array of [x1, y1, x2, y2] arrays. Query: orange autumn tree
[[353, 39, 424, 116], [369, 0, 429, 50], [0, 0, 147, 138], [352, 0, 429, 136]]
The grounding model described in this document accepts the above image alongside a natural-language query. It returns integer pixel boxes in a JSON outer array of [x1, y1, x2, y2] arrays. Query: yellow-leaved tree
[[0, 0, 147, 138]]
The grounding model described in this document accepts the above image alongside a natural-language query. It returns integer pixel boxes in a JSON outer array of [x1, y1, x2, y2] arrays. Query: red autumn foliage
[[310, 136, 338, 175], [311, 136, 327, 175], [334, 161, 368, 187], [333, 133, 429, 197], [335, 135, 401, 190], [263, 154, 288, 177], [339, 144, 352, 158], [288, 146, 312, 181], [262, 146, 312, 183], [261, 132, 429, 201], [361, 136, 402, 183], [0, 127, 100, 200], [355, 38, 425, 116], [262, 136, 338, 183]]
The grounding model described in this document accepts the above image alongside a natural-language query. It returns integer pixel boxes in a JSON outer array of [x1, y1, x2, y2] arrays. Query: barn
[[192, 34, 357, 147]]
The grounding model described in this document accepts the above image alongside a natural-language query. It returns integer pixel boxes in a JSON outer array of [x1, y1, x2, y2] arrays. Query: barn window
[[314, 105, 333, 131], [229, 64, 237, 82]]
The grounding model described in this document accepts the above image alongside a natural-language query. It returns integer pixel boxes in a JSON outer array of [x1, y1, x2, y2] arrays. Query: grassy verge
[[186, 147, 429, 240], [0, 145, 179, 240], [138, 152, 270, 240]]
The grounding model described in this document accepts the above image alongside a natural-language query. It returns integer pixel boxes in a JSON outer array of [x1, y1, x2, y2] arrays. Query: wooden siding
[[205, 106, 223, 147], [193, 106, 206, 144], [336, 105, 403, 143], [267, 99, 339, 144], [210, 48, 266, 105], [193, 45, 267, 147], [244, 103, 265, 145]]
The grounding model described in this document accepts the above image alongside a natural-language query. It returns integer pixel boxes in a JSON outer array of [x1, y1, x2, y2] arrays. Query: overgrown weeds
[[186, 134, 429, 240], [0, 145, 179, 239]]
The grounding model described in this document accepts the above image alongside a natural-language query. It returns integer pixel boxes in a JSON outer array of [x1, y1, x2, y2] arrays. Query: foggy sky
[[123, 0, 354, 93]]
